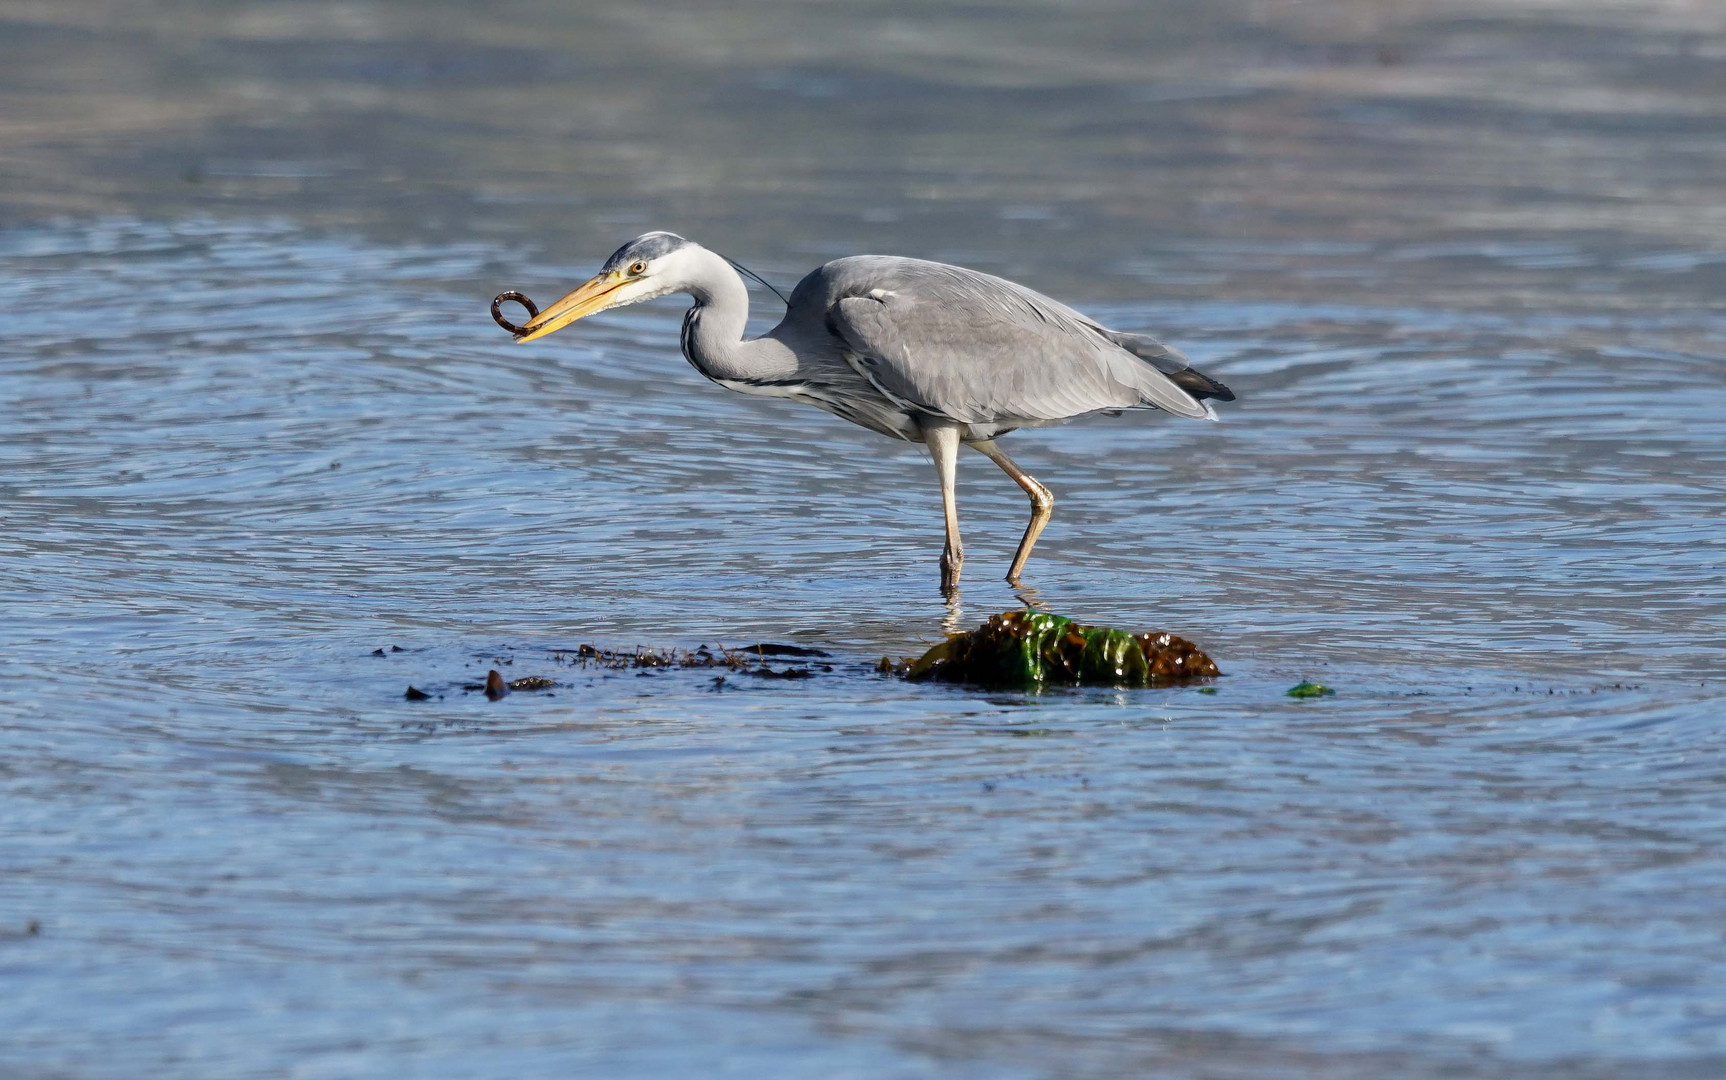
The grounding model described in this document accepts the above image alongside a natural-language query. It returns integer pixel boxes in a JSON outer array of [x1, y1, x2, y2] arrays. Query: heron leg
[[969, 440, 1054, 585], [922, 421, 964, 596]]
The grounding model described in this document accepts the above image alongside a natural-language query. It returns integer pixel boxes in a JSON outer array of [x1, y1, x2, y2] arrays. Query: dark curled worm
[[491, 291, 540, 336]]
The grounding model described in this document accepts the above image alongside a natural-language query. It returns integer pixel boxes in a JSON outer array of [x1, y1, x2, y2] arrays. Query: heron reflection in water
[[509, 232, 1233, 595]]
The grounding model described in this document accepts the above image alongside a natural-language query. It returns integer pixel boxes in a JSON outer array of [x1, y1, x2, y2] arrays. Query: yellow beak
[[513, 272, 630, 343]]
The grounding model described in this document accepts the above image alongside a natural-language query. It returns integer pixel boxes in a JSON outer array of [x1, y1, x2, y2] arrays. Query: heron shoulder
[[791, 256, 1085, 331], [790, 255, 926, 307]]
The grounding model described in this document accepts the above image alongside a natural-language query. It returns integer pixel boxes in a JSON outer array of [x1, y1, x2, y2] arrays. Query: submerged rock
[[905, 611, 1219, 689]]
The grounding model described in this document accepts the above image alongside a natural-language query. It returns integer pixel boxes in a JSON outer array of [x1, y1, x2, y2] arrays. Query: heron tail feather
[[1167, 366, 1235, 402], [1099, 328, 1235, 403]]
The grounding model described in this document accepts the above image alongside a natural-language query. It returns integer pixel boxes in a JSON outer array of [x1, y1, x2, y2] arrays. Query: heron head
[[513, 232, 694, 343]]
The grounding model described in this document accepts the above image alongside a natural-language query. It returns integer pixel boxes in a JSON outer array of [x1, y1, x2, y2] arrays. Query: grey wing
[[1095, 329, 1235, 402], [824, 264, 1212, 424]]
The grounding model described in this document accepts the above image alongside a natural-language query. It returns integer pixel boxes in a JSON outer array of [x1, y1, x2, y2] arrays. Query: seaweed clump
[[551, 642, 831, 679], [904, 610, 1219, 690]]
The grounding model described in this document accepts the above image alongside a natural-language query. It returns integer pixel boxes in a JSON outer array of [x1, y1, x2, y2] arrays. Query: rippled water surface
[[3, 3, 1726, 1076]]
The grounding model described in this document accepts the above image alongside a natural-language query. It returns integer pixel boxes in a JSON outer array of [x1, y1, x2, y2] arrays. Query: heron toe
[[940, 544, 964, 594]]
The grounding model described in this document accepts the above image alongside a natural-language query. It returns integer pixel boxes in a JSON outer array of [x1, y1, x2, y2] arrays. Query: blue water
[[4, 3, 1726, 1076]]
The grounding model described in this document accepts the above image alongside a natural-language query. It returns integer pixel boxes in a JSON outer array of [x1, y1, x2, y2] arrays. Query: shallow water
[[4, 3, 1726, 1077]]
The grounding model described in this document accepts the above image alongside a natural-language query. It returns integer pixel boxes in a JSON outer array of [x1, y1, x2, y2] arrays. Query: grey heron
[[511, 232, 1233, 594]]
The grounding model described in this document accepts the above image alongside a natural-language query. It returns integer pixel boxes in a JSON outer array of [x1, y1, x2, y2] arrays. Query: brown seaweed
[[903, 611, 1219, 690], [549, 642, 822, 676]]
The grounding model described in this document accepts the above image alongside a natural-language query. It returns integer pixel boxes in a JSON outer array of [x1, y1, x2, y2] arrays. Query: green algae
[[1286, 681, 1335, 698]]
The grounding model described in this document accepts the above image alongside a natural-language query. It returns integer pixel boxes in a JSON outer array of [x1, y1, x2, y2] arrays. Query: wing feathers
[[824, 264, 1216, 424], [1100, 329, 1236, 402]]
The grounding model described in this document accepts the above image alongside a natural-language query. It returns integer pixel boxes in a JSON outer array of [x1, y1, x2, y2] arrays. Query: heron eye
[[628, 261, 647, 275]]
